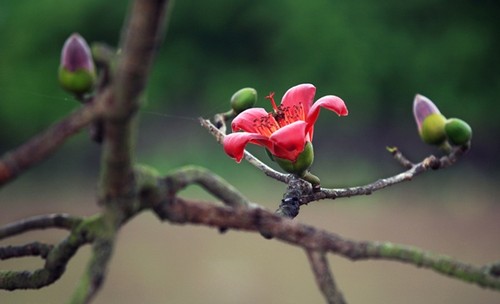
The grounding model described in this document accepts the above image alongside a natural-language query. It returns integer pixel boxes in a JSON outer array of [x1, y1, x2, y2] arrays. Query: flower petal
[[269, 121, 308, 161], [281, 83, 316, 115], [413, 94, 441, 131], [307, 95, 348, 126], [231, 108, 269, 133], [61, 33, 95, 73], [306, 95, 348, 139], [223, 132, 272, 163]]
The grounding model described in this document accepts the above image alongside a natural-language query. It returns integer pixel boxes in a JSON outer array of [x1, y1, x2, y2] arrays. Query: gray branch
[[153, 195, 500, 291], [0, 213, 82, 240], [306, 250, 346, 304]]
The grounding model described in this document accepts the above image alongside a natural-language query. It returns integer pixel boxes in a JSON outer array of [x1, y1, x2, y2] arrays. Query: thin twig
[[306, 250, 346, 304], [302, 145, 469, 204], [0, 232, 89, 290], [202, 111, 469, 210], [199, 118, 289, 183], [164, 165, 256, 208], [0, 214, 82, 240], [0, 101, 104, 186], [70, 236, 115, 304], [0, 242, 54, 260]]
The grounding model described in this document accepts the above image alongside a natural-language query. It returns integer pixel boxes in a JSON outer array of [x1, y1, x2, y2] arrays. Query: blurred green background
[[1, 0, 499, 303]]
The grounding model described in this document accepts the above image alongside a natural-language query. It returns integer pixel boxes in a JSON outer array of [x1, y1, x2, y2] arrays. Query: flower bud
[[420, 113, 447, 145], [274, 141, 314, 176], [445, 118, 472, 146], [58, 33, 96, 95], [413, 94, 441, 132], [230, 88, 257, 114], [413, 94, 447, 145]]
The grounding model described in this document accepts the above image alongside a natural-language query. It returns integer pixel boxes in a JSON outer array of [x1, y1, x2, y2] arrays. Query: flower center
[[252, 91, 307, 137], [267, 91, 306, 124]]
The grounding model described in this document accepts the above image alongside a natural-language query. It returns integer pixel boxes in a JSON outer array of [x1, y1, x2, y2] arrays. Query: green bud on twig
[[445, 118, 472, 146], [230, 88, 257, 114], [420, 113, 447, 145], [413, 94, 447, 146]]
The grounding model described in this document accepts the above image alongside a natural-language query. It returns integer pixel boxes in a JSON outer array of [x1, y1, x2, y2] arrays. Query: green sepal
[[58, 67, 96, 95], [274, 142, 314, 175]]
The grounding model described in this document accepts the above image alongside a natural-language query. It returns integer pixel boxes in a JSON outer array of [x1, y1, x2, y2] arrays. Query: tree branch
[[99, 0, 172, 201], [0, 100, 104, 186], [0, 232, 88, 290], [302, 145, 469, 204], [0, 213, 110, 292], [199, 118, 289, 183], [153, 196, 500, 291], [306, 250, 346, 304], [165, 165, 256, 208], [200, 114, 470, 215], [0, 242, 53, 260], [70, 236, 115, 304], [0, 214, 82, 240]]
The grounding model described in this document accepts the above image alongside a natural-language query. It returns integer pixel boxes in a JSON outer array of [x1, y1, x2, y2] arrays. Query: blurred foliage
[[0, 0, 499, 169]]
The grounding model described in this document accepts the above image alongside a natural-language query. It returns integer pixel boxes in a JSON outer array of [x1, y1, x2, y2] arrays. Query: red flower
[[223, 83, 348, 163]]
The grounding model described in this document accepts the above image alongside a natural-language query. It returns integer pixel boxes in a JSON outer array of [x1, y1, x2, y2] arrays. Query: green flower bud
[[420, 113, 447, 145], [230, 88, 257, 114], [274, 141, 314, 176], [445, 118, 472, 146], [58, 33, 96, 96]]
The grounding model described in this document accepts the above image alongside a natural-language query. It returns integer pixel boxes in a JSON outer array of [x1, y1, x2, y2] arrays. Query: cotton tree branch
[[306, 250, 346, 304], [0, 214, 82, 240], [0, 232, 89, 290], [70, 236, 115, 304], [202, 114, 472, 222], [165, 165, 256, 208], [203, 107, 470, 209], [0, 213, 113, 292], [152, 195, 500, 291], [302, 145, 469, 204], [0, 100, 105, 187], [0, 242, 53, 260], [199, 118, 289, 183], [99, 0, 172, 202], [200, 115, 470, 213]]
